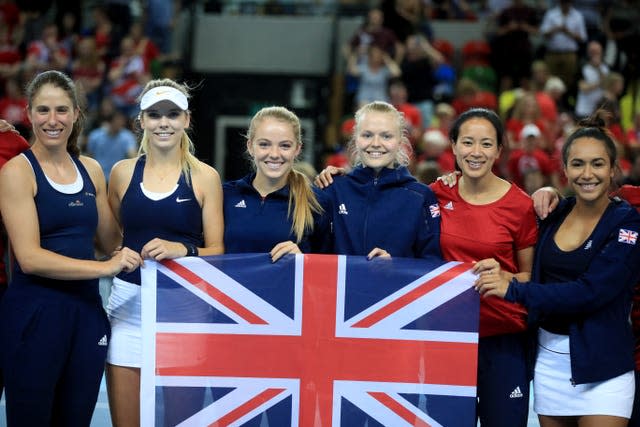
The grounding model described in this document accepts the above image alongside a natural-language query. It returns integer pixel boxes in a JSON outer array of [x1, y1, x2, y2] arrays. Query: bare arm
[[0, 156, 139, 279], [194, 162, 225, 256]]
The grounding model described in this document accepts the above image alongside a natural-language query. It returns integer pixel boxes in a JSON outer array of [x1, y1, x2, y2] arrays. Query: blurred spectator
[[603, 0, 640, 83], [346, 7, 402, 64], [144, 0, 175, 55], [573, 0, 607, 43], [626, 112, 640, 150], [0, 77, 29, 136], [419, 128, 455, 173], [401, 34, 442, 127], [0, 17, 22, 82], [347, 44, 401, 108], [492, 0, 539, 91], [85, 110, 137, 181], [71, 37, 106, 114], [539, 0, 587, 92], [128, 21, 161, 74], [57, 11, 80, 58], [536, 76, 567, 125], [381, 0, 425, 42], [507, 123, 559, 194], [389, 78, 423, 145], [107, 36, 150, 118], [505, 92, 549, 149], [597, 71, 625, 144], [575, 40, 609, 119], [82, 6, 115, 63], [104, 0, 132, 43], [0, 0, 20, 45], [24, 22, 69, 76], [431, 39, 457, 103], [426, 0, 475, 20], [623, 154, 640, 186], [451, 77, 498, 116], [415, 159, 442, 184]]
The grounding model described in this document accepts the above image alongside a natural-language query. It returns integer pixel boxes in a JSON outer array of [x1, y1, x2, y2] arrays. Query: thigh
[[52, 302, 111, 427], [107, 363, 141, 427], [539, 415, 578, 427], [578, 415, 630, 427], [477, 334, 530, 427]]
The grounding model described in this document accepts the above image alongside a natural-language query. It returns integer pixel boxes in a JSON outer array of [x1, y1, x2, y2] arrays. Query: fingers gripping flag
[[141, 254, 479, 426]]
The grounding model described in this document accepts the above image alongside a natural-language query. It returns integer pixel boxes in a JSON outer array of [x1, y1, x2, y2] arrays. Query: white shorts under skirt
[[105, 277, 142, 368], [534, 328, 634, 418]]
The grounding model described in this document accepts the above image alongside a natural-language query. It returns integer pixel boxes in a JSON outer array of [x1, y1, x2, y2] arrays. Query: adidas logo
[[235, 199, 247, 208], [338, 203, 348, 215], [98, 335, 108, 346], [444, 201, 454, 210], [509, 386, 523, 398], [584, 240, 592, 250]]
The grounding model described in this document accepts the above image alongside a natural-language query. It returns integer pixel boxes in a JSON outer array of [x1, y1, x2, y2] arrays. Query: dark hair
[[449, 108, 505, 147], [25, 70, 83, 157], [561, 110, 617, 166]]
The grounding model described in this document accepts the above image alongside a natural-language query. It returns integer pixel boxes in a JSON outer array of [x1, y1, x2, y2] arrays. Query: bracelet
[[182, 242, 198, 257]]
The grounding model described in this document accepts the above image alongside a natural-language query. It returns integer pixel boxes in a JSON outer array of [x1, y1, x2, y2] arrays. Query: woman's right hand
[[314, 166, 347, 188], [436, 171, 461, 187], [105, 246, 143, 275], [531, 186, 560, 219]]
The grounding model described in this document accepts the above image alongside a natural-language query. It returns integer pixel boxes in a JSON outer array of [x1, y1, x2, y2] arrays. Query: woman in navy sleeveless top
[[0, 71, 142, 426], [105, 78, 224, 426]]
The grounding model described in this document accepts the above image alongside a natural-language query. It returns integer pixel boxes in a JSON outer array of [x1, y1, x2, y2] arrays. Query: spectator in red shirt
[[0, 77, 29, 136], [507, 123, 559, 194], [25, 23, 69, 76], [389, 78, 423, 146]]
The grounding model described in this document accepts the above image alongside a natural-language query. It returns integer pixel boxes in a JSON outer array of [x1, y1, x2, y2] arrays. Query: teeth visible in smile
[[367, 151, 385, 158], [44, 129, 61, 137], [467, 160, 482, 169], [156, 133, 172, 137], [580, 183, 596, 190], [266, 162, 282, 170]]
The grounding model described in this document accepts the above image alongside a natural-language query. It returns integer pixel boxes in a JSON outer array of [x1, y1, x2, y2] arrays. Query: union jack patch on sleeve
[[618, 229, 638, 245], [429, 204, 440, 218]]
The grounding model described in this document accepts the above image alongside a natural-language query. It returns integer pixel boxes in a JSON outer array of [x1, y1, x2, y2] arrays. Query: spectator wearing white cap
[[507, 123, 559, 194]]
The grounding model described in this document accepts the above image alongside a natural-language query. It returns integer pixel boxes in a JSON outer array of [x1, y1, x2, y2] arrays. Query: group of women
[[0, 68, 638, 427]]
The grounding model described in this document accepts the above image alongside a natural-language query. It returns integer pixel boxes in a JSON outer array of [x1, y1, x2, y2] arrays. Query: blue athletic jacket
[[323, 165, 441, 258], [223, 174, 333, 254], [505, 197, 640, 384]]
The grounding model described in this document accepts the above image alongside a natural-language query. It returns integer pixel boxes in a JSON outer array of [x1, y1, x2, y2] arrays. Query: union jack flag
[[429, 204, 441, 218], [619, 229, 638, 245], [141, 254, 479, 426]]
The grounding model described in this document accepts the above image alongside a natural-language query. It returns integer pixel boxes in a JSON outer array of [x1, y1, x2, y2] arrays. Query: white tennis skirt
[[106, 277, 142, 368], [534, 328, 634, 418]]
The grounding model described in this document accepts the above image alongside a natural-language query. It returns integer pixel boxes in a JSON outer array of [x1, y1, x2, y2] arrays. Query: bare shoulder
[[192, 161, 221, 186], [0, 153, 31, 181], [78, 155, 102, 175], [110, 157, 137, 182]]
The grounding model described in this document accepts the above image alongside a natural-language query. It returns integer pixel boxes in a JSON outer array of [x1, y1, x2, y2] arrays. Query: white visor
[[140, 86, 188, 110]]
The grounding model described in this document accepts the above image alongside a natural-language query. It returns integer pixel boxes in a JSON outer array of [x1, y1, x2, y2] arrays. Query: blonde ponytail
[[287, 168, 323, 243]]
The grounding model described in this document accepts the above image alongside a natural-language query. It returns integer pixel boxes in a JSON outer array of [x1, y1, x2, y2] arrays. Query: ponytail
[[287, 169, 323, 243]]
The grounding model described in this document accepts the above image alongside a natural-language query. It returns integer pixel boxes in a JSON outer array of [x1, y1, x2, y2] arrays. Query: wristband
[[182, 242, 198, 257]]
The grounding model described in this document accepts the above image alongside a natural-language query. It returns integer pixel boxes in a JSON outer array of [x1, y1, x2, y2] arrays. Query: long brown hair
[[247, 106, 323, 243]]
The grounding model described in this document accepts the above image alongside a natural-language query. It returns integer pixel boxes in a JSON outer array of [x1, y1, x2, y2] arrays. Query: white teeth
[[580, 183, 597, 190], [156, 133, 172, 137], [266, 162, 282, 170], [44, 129, 61, 137], [467, 161, 482, 169], [367, 151, 385, 158]]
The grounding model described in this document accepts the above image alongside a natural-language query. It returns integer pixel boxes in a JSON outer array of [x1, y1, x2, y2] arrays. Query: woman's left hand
[[474, 270, 510, 298], [141, 238, 188, 260], [270, 241, 302, 262], [367, 247, 391, 260]]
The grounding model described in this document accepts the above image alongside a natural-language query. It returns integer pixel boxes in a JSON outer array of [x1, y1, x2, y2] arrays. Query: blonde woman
[[223, 106, 332, 260], [105, 78, 224, 426]]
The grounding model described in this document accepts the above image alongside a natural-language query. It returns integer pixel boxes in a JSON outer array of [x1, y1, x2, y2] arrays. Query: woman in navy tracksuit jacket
[[223, 106, 332, 259], [320, 101, 441, 259], [477, 116, 640, 425]]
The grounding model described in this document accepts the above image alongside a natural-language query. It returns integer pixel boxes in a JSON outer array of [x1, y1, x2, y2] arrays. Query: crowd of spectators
[[334, 0, 640, 196], [0, 0, 187, 166]]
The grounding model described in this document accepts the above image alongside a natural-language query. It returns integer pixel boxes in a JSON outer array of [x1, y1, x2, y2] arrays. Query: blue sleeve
[[415, 187, 442, 259], [310, 189, 334, 254], [505, 213, 640, 315]]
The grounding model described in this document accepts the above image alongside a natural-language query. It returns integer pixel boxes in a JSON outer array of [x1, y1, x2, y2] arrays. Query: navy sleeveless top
[[118, 156, 203, 285], [12, 150, 99, 297]]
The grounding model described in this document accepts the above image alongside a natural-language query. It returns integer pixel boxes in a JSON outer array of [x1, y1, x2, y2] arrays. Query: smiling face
[[27, 83, 78, 148], [354, 110, 402, 173], [140, 100, 189, 150], [452, 117, 501, 181], [564, 137, 614, 204], [247, 117, 301, 187]]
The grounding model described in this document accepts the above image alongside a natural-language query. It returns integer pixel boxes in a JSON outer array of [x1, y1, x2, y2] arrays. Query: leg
[[107, 364, 141, 427], [539, 415, 578, 427], [51, 301, 110, 427], [579, 415, 629, 427], [476, 334, 530, 427]]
